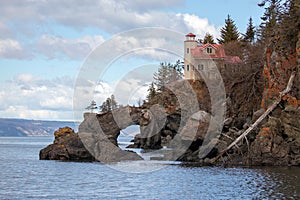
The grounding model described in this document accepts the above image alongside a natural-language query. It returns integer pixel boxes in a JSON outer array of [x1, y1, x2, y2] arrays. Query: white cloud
[[0, 1, 223, 121], [0, 71, 155, 120], [113, 78, 149, 105], [0, 0, 183, 34], [40, 96, 71, 110], [0, 74, 76, 120], [1, 105, 74, 121], [36, 34, 105, 60], [0, 39, 28, 59], [0, 1, 219, 60], [15, 73, 36, 83], [178, 13, 221, 39]]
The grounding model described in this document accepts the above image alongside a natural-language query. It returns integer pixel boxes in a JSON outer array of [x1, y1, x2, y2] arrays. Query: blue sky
[[0, 0, 264, 121]]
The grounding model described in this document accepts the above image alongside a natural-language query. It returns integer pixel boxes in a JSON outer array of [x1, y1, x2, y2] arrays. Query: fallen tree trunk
[[211, 71, 296, 164]]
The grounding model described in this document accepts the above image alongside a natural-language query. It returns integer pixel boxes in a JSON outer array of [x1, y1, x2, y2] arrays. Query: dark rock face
[[91, 106, 163, 150], [39, 127, 94, 161], [210, 32, 300, 167], [248, 98, 300, 166], [40, 32, 300, 167], [244, 32, 300, 166], [39, 126, 143, 163], [78, 112, 143, 163]]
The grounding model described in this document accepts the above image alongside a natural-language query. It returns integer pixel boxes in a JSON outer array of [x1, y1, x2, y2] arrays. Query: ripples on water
[[0, 137, 299, 199]]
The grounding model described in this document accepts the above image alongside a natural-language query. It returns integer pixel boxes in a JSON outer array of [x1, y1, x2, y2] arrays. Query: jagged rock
[[78, 113, 143, 162], [40, 125, 143, 163], [39, 127, 94, 161], [244, 32, 300, 166], [179, 111, 210, 141]]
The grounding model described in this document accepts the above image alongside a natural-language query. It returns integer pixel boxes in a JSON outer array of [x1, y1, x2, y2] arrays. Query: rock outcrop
[[78, 112, 143, 162], [40, 26, 300, 166], [207, 31, 300, 166], [39, 127, 94, 161], [39, 126, 142, 163], [245, 31, 300, 166]]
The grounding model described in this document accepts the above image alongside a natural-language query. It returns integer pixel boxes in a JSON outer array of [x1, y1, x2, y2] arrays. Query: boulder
[[78, 113, 143, 163], [40, 125, 143, 163], [39, 127, 94, 161]]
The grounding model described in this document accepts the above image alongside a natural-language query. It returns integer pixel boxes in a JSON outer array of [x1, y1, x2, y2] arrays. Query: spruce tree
[[153, 61, 182, 90], [218, 15, 240, 44], [257, 0, 281, 40], [85, 100, 98, 113], [105, 97, 112, 111], [110, 94, 118, 110], [243, 17, 256, 43], [203, 33, 215, 44], [258, 0, 299, 54], [146, 82, 156, 103], [100, 101, 108, 112]]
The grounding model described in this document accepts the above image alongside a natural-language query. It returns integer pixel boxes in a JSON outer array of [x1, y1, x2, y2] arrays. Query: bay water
[[0, 136, 299, 199]]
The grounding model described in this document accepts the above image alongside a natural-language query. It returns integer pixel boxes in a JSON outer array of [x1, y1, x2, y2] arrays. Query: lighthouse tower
[[184, 33, 197, 79]]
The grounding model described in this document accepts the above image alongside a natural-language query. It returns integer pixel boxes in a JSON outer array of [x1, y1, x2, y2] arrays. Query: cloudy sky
[[0, 0, 264, 121]]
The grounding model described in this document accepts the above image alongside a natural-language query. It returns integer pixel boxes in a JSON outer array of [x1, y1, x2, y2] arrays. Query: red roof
[[191, 43, 226, 59], [185, 33, 196, 37], [190, 43, 242, 64], [225, 56, 242, 64]]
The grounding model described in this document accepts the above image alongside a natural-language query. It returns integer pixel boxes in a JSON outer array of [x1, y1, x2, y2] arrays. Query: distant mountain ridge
[[0, 118, 77, 137]]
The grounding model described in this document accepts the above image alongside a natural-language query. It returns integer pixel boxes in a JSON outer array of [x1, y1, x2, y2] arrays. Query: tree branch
[[211, 71, 296, 164]]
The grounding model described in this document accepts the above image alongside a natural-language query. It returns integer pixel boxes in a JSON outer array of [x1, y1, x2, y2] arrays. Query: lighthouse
[[184, 33, 198, 80]]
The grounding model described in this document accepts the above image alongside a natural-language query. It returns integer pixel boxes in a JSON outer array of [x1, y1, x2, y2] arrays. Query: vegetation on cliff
[[140, 0, 300, 166], [40, 0, 300, 166]]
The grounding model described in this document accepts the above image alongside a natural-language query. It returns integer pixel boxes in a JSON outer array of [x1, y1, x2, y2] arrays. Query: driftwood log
[[211, 71, 296, 164]]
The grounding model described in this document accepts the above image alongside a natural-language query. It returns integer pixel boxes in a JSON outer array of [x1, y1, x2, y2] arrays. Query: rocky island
[[40, 2, 300, 166]]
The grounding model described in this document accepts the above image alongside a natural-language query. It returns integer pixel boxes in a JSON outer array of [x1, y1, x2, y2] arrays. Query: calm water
[[0, 137, 299, 200]]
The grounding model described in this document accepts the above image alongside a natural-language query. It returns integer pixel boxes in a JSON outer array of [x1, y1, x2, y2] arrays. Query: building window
[[198, 64, 203, 71], [192, 66, 195, 71], [206, 47, 212, 54], [187, 48, 189, 54], [186, 64, 189, 71]]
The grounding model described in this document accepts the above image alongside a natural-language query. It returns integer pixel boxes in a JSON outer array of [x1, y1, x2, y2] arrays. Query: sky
[[0, 0, 265, 121]]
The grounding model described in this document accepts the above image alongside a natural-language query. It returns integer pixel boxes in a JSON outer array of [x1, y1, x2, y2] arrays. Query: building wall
[[185, 56, 225, 81], [184, 39, 198, 80]]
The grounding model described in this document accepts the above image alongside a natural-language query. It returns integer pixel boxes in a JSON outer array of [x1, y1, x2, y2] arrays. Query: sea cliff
[[40, 32, 300, 166]]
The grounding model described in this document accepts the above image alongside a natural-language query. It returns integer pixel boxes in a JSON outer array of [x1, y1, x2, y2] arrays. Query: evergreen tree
[[258, 0, 299, 54], [203, 33, 215, 44], [278, 0, 300, 55], [218, 15, 240, 44], [257, 0, 281, 40], [243, 17, 256, 43], [110, 94, 118, 110], [153, 63, 168, 89], [106, 97, 112, 111], [153, 60, 183, 90], [146, 82, 156, 103], [100, 94, 119, 112], [100, 101, 108, 112], [169, 60, 183, 83], [85, 100, 98, 113]]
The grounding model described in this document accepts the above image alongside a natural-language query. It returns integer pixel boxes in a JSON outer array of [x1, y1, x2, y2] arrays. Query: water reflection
[[0, 137, 299, 199], [253, 167, 300, 199]]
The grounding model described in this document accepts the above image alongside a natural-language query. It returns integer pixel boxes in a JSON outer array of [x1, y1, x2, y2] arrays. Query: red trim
[[185, 33, 196, 37], [189, 43, 241, 64]]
